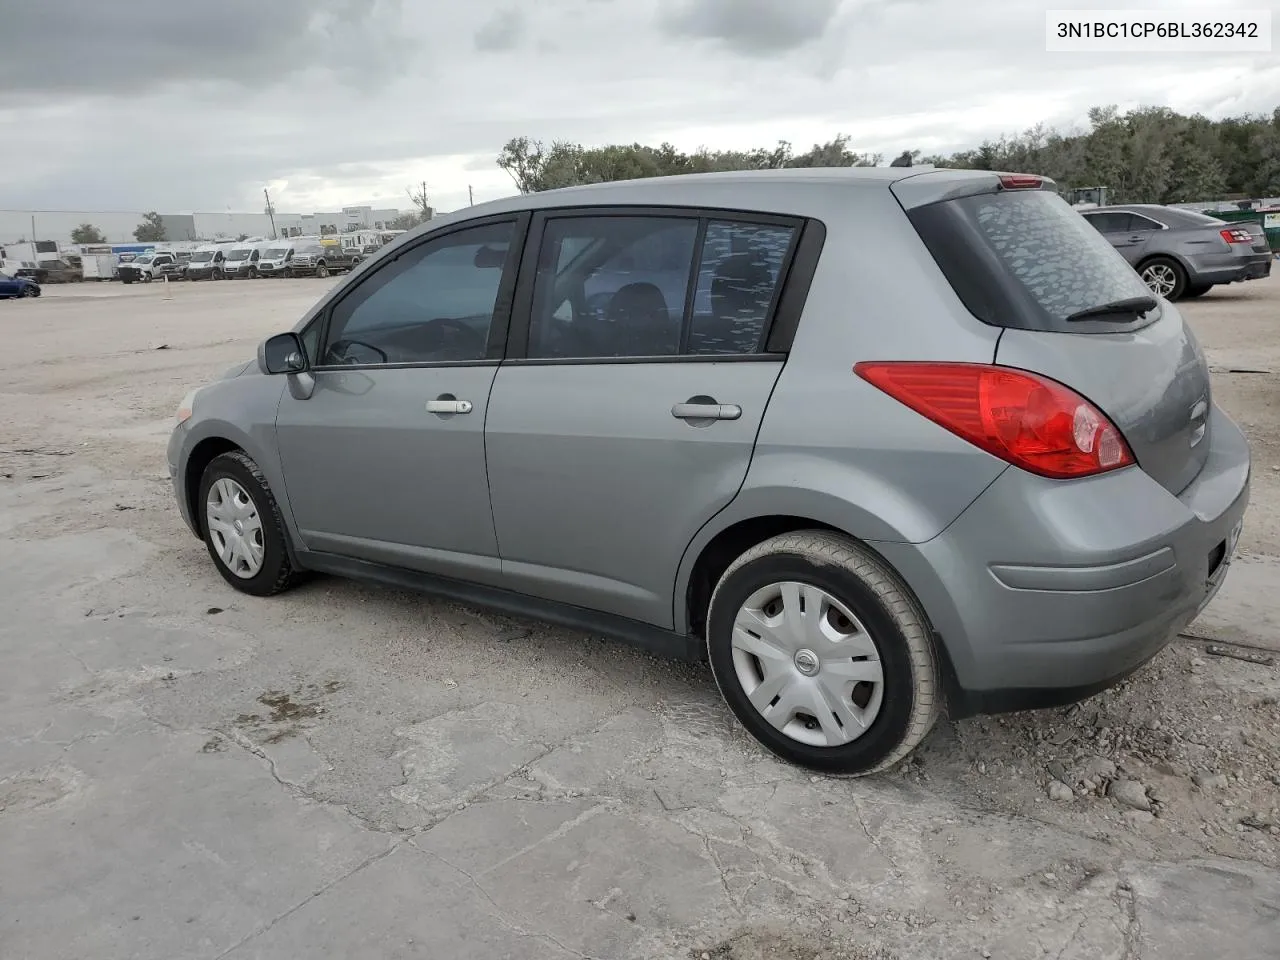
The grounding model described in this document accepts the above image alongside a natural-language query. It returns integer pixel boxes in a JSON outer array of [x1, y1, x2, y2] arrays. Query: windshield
[[265, 248, 289, 259], [226, 249, 251, 260], [189, 251, 214, 262], [299, 245, 323, 255], [909, 188, 1157, 332], [134, 255, 154, 264]]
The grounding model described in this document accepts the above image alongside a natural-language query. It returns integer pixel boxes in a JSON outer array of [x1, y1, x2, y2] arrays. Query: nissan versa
[[168, 168, 1250, 775]]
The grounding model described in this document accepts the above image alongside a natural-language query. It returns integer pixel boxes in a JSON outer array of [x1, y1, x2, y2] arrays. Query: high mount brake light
[[998, 174, 1043, 189], [854, 362, 1136, 480]]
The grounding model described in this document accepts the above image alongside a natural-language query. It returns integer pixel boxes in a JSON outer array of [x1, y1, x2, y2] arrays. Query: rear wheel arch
[[684, 515, 843, 641]]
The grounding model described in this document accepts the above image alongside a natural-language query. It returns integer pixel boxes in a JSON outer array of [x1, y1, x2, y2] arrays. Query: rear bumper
[[1188, 251, 1272, 285], [876, 405, 1250, 715]]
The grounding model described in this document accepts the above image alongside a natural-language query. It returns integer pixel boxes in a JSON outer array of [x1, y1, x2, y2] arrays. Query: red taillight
[[854, 362, 1135, 480], [999, 174, 1043, 189], [1220, 227, 1253, 244]]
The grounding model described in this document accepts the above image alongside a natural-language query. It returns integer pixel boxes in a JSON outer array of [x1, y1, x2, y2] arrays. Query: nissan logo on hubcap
[[794, 649, 820, 676]]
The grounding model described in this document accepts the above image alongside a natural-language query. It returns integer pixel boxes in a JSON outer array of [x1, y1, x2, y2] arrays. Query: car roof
[[409, 165, 1015, 238]]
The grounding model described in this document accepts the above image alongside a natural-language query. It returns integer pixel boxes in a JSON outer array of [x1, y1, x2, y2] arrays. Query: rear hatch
[[898, 176, 1212, 495]]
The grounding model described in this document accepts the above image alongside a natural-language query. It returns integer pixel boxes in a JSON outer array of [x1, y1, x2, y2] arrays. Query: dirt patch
[[231, 681, 343, 744], [691, 929, 897, 960]]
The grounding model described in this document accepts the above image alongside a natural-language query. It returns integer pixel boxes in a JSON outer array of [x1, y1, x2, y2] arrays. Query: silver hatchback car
[[169, 168, 1250, 775]]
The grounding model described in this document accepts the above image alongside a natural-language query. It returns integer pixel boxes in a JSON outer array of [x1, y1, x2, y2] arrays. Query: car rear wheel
[[1139, 257, 1187, 300], [1182, 284, 1212, 299], [199, 451, 303, 597], [706, 530, 941, 776]]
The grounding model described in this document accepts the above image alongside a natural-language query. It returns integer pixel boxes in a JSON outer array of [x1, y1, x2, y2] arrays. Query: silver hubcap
[[206, 477, 265, 578], [731, 582, 884, 748], [1141, 263, 1177, 297]]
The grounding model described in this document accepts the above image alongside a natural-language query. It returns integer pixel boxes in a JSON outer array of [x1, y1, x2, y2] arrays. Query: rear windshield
[[909, 188, 1157, 332], [1165, 209, 1226, 227]]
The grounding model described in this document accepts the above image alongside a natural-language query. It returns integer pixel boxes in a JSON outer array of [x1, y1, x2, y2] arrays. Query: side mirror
[[259, 332, 308, 375]]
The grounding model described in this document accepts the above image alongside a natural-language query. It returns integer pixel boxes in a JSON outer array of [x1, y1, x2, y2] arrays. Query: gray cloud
[[474, 7, 527, 51], [0, 0, 409, 97], [658, 0, 843, 54], [0, 0, 1274, 221]]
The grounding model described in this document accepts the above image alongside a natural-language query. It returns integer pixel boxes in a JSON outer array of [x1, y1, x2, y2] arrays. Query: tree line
[[498, 104, 1280, 205]]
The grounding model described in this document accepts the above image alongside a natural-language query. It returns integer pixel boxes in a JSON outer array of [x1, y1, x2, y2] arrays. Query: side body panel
[[673, 183, 1008, 633]]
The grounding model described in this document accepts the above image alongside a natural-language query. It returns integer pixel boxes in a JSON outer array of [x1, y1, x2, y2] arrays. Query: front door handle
[[426, 397, 472, 415], [671, 402, 742, 421]]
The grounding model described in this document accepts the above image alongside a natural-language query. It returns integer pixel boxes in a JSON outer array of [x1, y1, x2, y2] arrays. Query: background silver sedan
[[1080, 203, 1272, 300]]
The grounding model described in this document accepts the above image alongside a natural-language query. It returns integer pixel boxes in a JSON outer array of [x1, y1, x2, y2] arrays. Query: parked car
[[1079, 204, 1273, 300], [0, 270, 41, 298], [287, 242, 361, 278], [256, 243, 296, 278], [169, 168, 1250, 775], [41, 258, 82, 283], [118, 252, 183, 284], [184, 245, 230, 281], [0, 259, 48, 284]]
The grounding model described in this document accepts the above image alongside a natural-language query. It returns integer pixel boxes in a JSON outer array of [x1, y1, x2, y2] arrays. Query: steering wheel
[[419, 317, 487, 357], [326, 339, 388, 365]]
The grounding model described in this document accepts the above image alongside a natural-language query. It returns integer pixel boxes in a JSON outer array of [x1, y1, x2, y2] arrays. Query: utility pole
[[31, 215, 36, 247], [263, 187, 278, 240], [468, 185, 474, 206]]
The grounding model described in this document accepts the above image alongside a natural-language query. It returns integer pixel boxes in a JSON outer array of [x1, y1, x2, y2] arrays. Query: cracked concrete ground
[[2, 276, 1278, 959]]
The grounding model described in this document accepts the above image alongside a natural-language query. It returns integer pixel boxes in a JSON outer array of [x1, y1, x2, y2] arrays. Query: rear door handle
[[426, 398, 472, 415], [671, 402, 741, 421]]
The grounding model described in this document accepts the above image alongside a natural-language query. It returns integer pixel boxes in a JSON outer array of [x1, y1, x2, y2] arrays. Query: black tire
[[21, 286, 40, 298], [1138, 256, 1187, 301], [1182, 284, 1212, 299], [315, 263, 329, 278], [248, 266, 258, 279], [142, 273, 153, 284], [706, 530, 941, 776], [198, 451, 304, 597]]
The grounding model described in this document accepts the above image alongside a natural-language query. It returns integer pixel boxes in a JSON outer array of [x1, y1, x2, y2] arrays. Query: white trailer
[[79, 246, 118, 281]]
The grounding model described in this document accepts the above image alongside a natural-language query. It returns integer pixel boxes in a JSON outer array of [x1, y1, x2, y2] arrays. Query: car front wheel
[[706, 530, 941, 775], [1139, 257, 1188, 300], [21, 285, 39, 298], [198, 451, 303, 597]]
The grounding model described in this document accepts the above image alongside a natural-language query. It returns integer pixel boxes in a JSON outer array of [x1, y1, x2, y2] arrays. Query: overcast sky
[[1, 0, 1276, 215]]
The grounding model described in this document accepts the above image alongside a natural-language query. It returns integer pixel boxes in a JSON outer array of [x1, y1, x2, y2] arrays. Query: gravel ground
[[1, 274, 1277, 959]]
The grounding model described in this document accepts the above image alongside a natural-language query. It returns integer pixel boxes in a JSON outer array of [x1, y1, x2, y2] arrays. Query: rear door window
[[909, 189, 1157, 332], [1082, 212, 1134, 234], [687, 221, 796, 355], [526, 215, 798, 360]]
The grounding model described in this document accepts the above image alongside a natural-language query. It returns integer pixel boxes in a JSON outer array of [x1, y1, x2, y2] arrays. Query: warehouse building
[[0, 204, 419, 246]]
